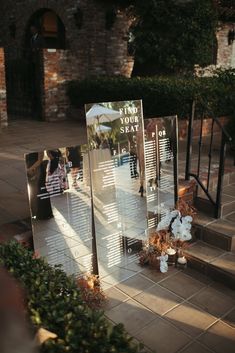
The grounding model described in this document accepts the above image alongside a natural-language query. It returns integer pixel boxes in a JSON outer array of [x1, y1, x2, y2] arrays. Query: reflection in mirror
[[25, 145, 94, 276], [144, 116, 178, 235], [86, 100, 148, 287]]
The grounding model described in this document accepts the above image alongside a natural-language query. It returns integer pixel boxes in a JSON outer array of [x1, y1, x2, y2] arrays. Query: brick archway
[[25, 8, 66, 49]]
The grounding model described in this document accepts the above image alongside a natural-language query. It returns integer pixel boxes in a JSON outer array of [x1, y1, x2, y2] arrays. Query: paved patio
[[0, 120, 235, 353], [0, 120, 87, 226], [104, 266, 235, 353]]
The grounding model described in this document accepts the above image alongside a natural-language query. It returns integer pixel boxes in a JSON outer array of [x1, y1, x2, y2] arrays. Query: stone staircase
[[182, 155, 235, 289]]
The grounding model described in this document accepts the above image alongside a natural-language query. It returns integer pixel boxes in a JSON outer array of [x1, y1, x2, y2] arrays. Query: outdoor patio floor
[[104, 267, 235, 353], [1, 120, 235, 352]]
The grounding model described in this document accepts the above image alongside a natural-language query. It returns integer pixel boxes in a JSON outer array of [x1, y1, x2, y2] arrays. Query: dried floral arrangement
[[139, 199, 196, 272], [76, 273, 107, 310]]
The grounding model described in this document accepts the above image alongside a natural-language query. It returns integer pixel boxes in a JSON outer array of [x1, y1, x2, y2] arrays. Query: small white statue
[[158, 252, 168, 273]]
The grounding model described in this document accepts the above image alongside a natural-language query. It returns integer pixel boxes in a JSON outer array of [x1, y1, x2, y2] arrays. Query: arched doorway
[[25, 9, 66, 49], [5, 9, 66, 121]]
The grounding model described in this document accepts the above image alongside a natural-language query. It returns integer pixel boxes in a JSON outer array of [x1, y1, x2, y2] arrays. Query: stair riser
[[221, 200, 235, 218], [197, 172, 235, 198], [187, 255, 235, 290], [193, 224, 234, 251], [229, 172, 235, 184], [193, 196, 235, 219], [193, 199, 215, 217]]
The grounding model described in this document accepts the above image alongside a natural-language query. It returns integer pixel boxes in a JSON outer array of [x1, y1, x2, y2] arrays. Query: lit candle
[[166, 247, 176, 255], [167, 247, 176, 266], [177, 256, 187, 264], [177, 256, 187, 269]]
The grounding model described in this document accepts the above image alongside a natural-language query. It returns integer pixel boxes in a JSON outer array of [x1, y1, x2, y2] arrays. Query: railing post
[[215, 133, 226, 219], [185, 100, 195, 180]]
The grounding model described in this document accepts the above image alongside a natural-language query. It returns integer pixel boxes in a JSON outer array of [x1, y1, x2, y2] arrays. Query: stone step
[[194, 183, 235, 219], [197, 169, 235, 197], [192, 213, 235, 251], [184, 240, 235, 290]]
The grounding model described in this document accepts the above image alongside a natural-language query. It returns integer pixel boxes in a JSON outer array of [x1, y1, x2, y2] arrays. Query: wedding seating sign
[[85, 100, 148, 284], [144, 116, 178, 234], [25, 103, 178, 287]]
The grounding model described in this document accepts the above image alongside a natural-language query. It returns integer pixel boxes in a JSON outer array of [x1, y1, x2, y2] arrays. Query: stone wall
[[0, 48, 7, 127], [0, 0, 133, 78], [43, 49, 80, 122], [178, 117, 228, 140], [0, 0, 134, 122], [217, 22, 235, 67]]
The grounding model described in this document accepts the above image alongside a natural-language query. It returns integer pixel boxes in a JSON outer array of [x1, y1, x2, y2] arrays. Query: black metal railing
[[185, 99, 233, 218]]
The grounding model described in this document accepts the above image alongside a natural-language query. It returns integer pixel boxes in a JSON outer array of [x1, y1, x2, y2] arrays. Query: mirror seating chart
[[25, 100, 178, 286]]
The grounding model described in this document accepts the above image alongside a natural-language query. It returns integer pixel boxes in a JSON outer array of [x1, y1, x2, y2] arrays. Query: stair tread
[[224, 211, 235, 223], [185, 241, 226, 263], [206, 219, 235, 238], [185, 240, 235, 277], [210, 252, 235, 276], [185, 241, 235, 288]]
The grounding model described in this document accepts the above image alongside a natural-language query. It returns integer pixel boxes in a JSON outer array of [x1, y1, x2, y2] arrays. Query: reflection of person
[[37, 159, 54, 220], [26, 152, 53, 220], [100, 137, 109, 149], [94, 133, 101, 149], [108, 137, 114, 155], [66, 146, 81, 188], [46, 150, 68, 196]]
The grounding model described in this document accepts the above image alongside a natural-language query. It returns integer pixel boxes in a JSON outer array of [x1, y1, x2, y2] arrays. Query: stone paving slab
[[197, 321, 235, 353], [185, 241, 226, 263], [0, 120, 87, 225], [210, 253, 235, 275], [104, 269, 235, 353]]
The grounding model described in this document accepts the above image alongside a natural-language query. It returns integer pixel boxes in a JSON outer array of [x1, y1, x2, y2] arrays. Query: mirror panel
[[144, 116, 178, 233], [25, 145, 94, 276], [85, 100, 148, 286]]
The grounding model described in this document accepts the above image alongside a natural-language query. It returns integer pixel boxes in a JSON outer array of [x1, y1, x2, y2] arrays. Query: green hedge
[[0, 241, 143, 353], [67, 73, 235, 120]]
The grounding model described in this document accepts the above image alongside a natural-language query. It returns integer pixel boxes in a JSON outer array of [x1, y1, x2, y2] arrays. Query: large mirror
[[85, 100, 148, 287], [144, 116, 178, 234], [25, 145, 95, 276]]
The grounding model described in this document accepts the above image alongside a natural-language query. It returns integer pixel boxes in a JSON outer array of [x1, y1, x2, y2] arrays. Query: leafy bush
[[131, 0, 217, 75], [67, 73, 235, 120], [97, 0, 218, 75], [0, 241, 143, 353]]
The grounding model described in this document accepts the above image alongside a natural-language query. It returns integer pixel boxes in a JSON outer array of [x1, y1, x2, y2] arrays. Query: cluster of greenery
[[98, 0, 218, 75], [67, 69, 235, 121], [131, 0, 218, 75], [0, 241, 143, 353]]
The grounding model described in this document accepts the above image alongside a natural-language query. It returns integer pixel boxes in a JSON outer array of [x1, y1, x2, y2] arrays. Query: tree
[[131, 0, 218, 75]]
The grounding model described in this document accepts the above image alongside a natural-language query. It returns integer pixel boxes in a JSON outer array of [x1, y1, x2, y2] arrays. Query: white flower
[[157, 211, 172, 231], [157, 209, 180, 231], [171, 215, 192, 241], [184, 216, 193, 222]]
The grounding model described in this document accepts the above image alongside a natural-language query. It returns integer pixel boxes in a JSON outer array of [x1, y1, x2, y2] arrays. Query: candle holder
[[166, 247, 176, 266], [177, 255, 187, 270]]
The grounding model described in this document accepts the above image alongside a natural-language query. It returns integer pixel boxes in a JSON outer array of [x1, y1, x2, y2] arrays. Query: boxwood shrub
[[0, 241, 143, 353], [67, 73, 235, 120]]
